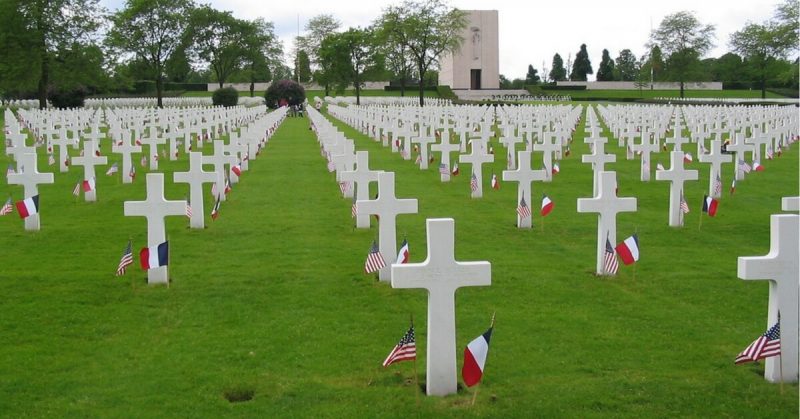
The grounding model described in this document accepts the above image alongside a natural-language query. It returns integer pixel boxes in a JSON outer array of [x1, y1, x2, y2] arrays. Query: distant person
[[298, 103, 304, 117]]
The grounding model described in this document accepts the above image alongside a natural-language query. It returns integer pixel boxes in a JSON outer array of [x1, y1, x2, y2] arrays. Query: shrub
[[49, 86, 89, 109], [264, 79, 305, 109], [436, 85, 457, 101], [213, 87, 239, 107]]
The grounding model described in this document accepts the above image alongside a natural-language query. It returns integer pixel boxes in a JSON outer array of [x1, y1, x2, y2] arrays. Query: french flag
[[753, 161, 765, 172], [541, 194, 554, 217], [615, 234, 639, 265], [140, 241, 169, 270], [16, 195, 39, 219], [702, 195, 719, 217], [462, 326, 493, 387], [231, 163, 242, 177], [82, 177, 96, 192], [396, 239, 410, 264]]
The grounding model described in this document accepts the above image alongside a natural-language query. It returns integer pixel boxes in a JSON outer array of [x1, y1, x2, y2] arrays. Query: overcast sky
[[100, 0, 781, 80]]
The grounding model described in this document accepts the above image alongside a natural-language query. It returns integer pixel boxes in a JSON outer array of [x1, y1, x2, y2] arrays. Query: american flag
[[72, 181, 81, 197], [713, 174, 722, 196], [735, 318, 781, 364], [470, 173, 479, 192], [738, 159, 751, 173], [364, 240, 386, 274], [129, 165, 136, 181], [140, 155, 147, 167], [517, 196, 531, 219], [439, 163, 449, 175], [116, 240, 134, 276], [414, 154, 421, 165], [351, 195, 357, 218], [680, 192, 690, 214], [604, 237, 619, 275], [327, 159, 335, 173], [382, 324, 416, 367], [0, 197, 13, 215], [339, 181, 350, 195], [48, 154, 55, 166], [185, 197, 193, 218]]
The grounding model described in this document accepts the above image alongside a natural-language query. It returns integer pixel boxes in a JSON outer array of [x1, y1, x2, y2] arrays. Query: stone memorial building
[[438, 10, 499, 90]]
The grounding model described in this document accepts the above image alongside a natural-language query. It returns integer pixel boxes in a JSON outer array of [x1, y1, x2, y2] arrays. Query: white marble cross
[[112, 133, 142, 184], [577, 171, 637, 275], [499, 132, 523, 170], [746, 128, 771, 164], [71, 140, 108, 202], [534, 131, 561, 182], [631, 134, 660, 182], [164, 124, 183, 161], [411, 132, 437, 170], [430, 136, 461, 182], [698, 139, 732, 198], [665, 121, 690, 151], [202, 140, 238, 201], [783, 196, 799, 212], [738, 213, 799, 383], [49, 131, 77, 173], [356, 171, 418, 281], [502, 150, 547, 228], [582, 137, 616, 196], [459, 141, 494, 198], [727, 133, 754, 181], [223, 140, 248, 184], [655, 151, 699, 227], [339, 151, 382, 228], [7, 152, 54, 231], [139, 127, 166, 170], [123, 173, 187, 284], [391, 218, 491, 396], [174, 152, 217, 229]]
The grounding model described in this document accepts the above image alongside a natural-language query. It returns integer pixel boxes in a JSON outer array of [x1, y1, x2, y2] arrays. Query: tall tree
[[0, 0, 103, 107], [375, 20, 414, 96], [294, 50, 312, 83], [240, 18, 282, 97], [649, 11, 715, 97], [526, 64, 541, 84], [774, 0, 799, 52], [596, 49, 615, 81], [379, 0, 467, 106], [710, 52, 744, 85], [570, 44, 593, 81], [186, 6, 249, 88], [731, 23, 793, 98], [296, 14, 341, 70], [614, 49, 638, 81], [549, 53, 567, 82], [319, 28, 377, 105], [107, 0, 193, 107]]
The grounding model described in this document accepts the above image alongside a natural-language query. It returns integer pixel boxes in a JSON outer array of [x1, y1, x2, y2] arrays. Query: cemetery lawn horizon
[[541, 89, 787, 100], [0, 107, 798, 417]]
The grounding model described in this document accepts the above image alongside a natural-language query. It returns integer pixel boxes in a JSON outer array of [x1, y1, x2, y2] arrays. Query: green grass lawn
[[180, 89, 440, 101], [0, 107, 797, 417]]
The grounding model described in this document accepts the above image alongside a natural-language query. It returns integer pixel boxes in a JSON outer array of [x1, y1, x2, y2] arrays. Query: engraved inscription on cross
[[356, 171, 418, 282], [391, 218, 491, 396], [123, 173, 187, 284], [339, 151, 382, 228], [7, 152, 54, 231], [502, 150, 547, 228], [738, 212, 799, 383], [655, 151, 698, 227], [577, 171, 637, 275]]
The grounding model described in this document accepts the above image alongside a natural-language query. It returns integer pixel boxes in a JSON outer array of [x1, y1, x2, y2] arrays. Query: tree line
[[503, 2, 798, 98]]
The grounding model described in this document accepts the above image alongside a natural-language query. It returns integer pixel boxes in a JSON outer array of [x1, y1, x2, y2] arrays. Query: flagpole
[[411, 313, 420, 406], [778, 313, 784, 394]]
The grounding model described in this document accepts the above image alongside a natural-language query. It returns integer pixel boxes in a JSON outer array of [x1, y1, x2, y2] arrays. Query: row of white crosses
[[123, 106, 288, 283], [309, 105, 493, 396]]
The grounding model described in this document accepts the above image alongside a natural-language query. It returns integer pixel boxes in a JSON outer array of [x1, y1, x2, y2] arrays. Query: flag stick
[[779, 327, 784, 395], [471, 312, 496, 406], [410, 313, 420, 406]]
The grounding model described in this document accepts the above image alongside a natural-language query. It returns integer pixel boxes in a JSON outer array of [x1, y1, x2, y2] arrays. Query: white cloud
[[101, 0, 780, 80]]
